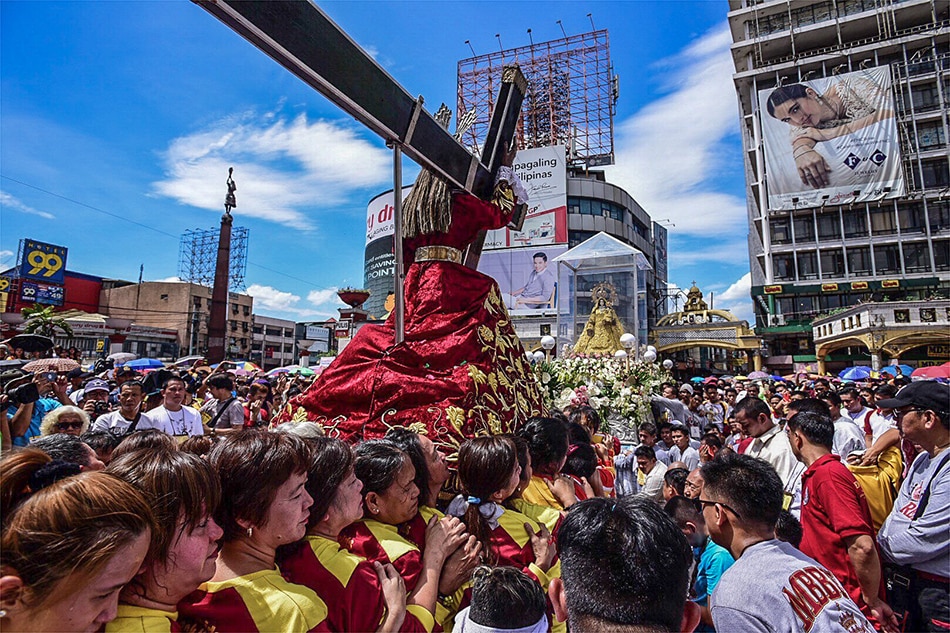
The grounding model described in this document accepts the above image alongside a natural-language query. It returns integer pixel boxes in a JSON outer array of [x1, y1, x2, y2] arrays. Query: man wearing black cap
[[875, 380, 950, 632]]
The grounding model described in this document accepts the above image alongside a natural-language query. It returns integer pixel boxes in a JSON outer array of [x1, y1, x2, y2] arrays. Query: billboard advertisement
[[652, 222, 668, 286], [363, 187, 411, 318], [758, 67, 904, 211], [484, 145, 568, 250], [19, 239, 68, 284], [477, 245, 568, 316], [20, 280, 65, 306]]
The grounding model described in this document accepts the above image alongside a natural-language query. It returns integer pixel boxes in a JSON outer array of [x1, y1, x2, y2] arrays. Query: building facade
[[729, 0, 949, 373], [250, 314, 297, 370], [100, 280, 254, 360]]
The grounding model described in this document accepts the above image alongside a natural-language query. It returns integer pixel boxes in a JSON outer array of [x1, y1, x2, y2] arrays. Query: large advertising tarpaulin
[[484, 145, 568, 250], [363, 187, 411, 319], [477, 245, 568, 316], [758, 67, 904, 211]]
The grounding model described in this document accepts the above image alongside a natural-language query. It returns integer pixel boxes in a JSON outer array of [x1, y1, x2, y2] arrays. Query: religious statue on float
[[572, 282, 627, 355]]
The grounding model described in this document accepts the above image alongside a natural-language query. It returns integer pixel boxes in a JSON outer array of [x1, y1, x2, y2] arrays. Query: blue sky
[[1, 0, 753, 323]]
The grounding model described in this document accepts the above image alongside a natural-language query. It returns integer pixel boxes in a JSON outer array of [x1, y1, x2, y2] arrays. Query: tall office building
[[729, 0, 949, 373]]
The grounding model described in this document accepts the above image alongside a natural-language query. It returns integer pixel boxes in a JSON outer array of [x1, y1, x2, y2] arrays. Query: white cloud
[[0, 191, 55, 220], [716, 272, 754, 322], [152, 110, 391, 230], [247, 283, 344, 320], [0, 250, 13, 268], [604, 24, 746, 237], [150, 276, 184, 283]]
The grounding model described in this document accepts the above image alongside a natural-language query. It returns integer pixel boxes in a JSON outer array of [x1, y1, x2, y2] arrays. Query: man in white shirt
[[635, 445, 669, 503], [142, 375, 203, 436], [840, 387, 873, 425], [735, 396, 805, 510], [91, 380, 151, 436]]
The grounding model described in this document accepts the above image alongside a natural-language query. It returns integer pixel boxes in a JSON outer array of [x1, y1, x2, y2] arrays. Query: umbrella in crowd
[[23, 357, 80, 373], [747, 370, 770, 380], [173, 355, 206, 368], [107, 352, 138, 364], [123, 358, 166, 370], [911, 364, 950, 380], [880, 364, 914, 377], [211, 361, 262, 373], [690, 376, 705, 383], [5, 334, 55, 353], [268, 365, 315, 377], [839, 366, 873, 381]]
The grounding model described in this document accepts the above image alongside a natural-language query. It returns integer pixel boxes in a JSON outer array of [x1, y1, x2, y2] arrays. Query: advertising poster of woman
[[758, 66, 905, 211]]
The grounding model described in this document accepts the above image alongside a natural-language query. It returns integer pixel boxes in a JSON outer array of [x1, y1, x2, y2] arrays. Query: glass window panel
[[771, 218, 792, 244], [929, 201, 950, 233], [820, 248, 845, 277], [870, 208, 897, 235], [873, 244, 901, 275], [898, 204, 926, 234], [934, 239, 949, 272], [774, 253, 796, 281], [817, 211, 841, 239], [793, 214, 816, 242], [922, 159, 950, 189], [847, 246, 872, 277], [902, 242, 931, 273], [842, 209, 868, 237], [797, 251, 819, 280]]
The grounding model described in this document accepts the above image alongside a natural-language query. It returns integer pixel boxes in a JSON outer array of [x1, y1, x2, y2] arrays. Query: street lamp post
[[540, 335, 556, 361]]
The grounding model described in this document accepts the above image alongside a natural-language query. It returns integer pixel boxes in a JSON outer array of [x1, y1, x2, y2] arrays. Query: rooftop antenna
[[495, 33, 503, 52], [587, 13, 595, 30], [527, 28, 534, 46], [556, 20, 567, 38], [465, 39, 476, 57]]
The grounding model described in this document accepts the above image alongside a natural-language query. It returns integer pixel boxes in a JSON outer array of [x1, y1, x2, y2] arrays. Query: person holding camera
[[78, 378, 112, 423], [3, 369, 70, 448]]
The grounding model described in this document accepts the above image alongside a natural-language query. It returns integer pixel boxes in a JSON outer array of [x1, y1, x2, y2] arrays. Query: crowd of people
[[0, 356, 947, 632]]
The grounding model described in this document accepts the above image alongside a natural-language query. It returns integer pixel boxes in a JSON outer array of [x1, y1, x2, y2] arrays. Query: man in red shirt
[[787, 410, 899, 633]]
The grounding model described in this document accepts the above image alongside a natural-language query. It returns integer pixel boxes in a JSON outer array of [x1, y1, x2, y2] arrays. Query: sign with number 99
[[19, 239, 68, 283]]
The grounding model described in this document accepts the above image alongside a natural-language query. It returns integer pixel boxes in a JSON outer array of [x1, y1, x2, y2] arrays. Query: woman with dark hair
[[0, 449, 153, 632], [517, 417, 576, 510], [446, 436, 561, 630], [280, 436, 439, 632], [765, 76, 892, 190], [341, 440, 477, 628], [505, 435, 562, 534], [106, 450, 223, 632], [384, 427, 451, 513], [178, 430, 328, 631], [112, 429, 178, 461]]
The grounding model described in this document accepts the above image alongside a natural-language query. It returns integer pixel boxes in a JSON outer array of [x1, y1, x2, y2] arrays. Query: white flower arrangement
[[532, 354, 670, 439]]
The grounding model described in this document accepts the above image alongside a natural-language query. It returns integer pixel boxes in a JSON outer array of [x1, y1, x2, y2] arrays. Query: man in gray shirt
[[874, 381, 950, 632], [200, 373, 245, 430], [702, 453, 874, 632]]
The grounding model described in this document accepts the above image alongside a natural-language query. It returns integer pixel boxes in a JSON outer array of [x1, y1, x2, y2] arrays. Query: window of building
[[771, 218, 792, 244], [898, 204, 926, 234], [816, 211, 841, 240], [797, 251, 819, 280], [820, 248, 845, 278], [793, 214, 816, 242], [934, 239, 950, 272], [873, 244, 901, 275], [921, 159, 949, 189], [842, 208, 868, 238], [795, 296, 818, 319], [870, 208, 897, 235], [903, 242, 932, 273], [929, 201, 950, 233], [910, 83, 940, 113], [774, 253, 796, 281], [847, 246, 872, 277], [819, 293, 842, 312], [839, 0, 877, 17], [915, 121, 947, 149]]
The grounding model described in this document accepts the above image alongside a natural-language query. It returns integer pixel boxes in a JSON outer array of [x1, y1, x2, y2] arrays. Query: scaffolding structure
[[177, 226, 248, 291], [458, 30, 617, 167]]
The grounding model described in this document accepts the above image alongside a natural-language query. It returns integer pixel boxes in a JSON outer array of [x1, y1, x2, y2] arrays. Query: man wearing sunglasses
[[701, 453, 873, 632], [874, 381, 950, 632]]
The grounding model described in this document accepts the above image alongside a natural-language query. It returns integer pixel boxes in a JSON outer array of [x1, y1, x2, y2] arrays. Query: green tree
[[21, 305, 73, 339]]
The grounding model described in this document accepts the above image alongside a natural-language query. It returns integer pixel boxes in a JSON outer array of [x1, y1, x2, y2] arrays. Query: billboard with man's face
[[758, 66, 904, 211]]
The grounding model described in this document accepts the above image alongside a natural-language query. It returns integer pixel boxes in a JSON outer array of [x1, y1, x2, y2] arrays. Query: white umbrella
[[108, 352, 138, 364]]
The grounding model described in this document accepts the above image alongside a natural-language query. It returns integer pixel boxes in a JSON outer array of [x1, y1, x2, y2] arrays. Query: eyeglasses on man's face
[[697, 497, 742, 520]]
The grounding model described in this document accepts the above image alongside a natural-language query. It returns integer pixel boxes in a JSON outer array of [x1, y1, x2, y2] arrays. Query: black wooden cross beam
[[193, 0, 526, 228]]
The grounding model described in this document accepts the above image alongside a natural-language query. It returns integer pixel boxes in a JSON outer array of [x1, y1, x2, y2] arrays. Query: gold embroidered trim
[[415, 245, 463, 264]]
